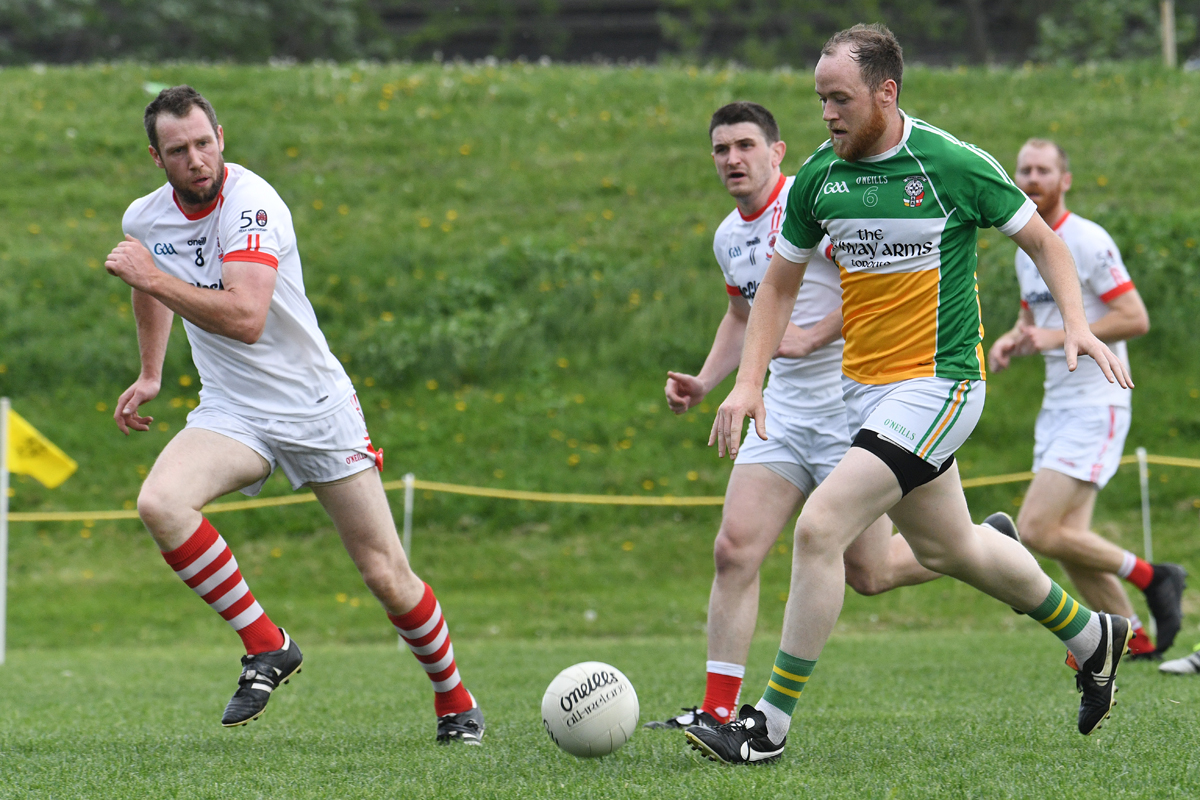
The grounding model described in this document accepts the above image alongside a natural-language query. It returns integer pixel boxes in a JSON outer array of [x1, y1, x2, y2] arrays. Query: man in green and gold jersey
[[685, 24, 1136, 765]]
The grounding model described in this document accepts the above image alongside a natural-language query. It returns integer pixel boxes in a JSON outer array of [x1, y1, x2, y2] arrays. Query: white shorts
[[1033, 405, 1130, 489], [843, 376, 986, 469], [735, 403, 851, 497], [185, 394, 381, 496]]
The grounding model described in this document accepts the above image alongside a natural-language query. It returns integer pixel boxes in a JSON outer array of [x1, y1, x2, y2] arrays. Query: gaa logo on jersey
[[902, 176, 925, 208], [256, 209, 268, 226]]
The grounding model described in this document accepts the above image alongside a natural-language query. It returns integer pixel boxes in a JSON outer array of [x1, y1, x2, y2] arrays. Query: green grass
[[3, 634, 1199, 799]]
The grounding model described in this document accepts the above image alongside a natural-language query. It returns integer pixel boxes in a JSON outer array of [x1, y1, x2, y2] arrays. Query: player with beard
[[645, 102, 940, 731], [106, 86, 485, 743], [686, 24, 1135, 765], [989, 139, 1184, 664]]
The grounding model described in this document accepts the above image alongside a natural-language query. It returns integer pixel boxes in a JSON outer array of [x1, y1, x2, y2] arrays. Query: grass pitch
[[3, 633, 1199, 799]]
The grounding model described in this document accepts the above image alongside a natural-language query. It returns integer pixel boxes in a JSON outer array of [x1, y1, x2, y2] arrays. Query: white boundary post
[[1137, 447, 1153, 563], [1163, 1, 1178, 69], [402, 472, 415, 557], [1, 397, 10, 666]]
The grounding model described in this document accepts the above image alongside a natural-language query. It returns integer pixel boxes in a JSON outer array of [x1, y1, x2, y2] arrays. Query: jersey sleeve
[[776, 158, 828, 262], [1080, 227, 1134, 302], [712, 223, 740, 296], [122, 196, 151, 242], [941, 143, 1036, 236], [220, 181, 291, 270]]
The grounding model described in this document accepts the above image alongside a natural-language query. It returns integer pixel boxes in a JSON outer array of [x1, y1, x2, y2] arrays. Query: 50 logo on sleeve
[[239, 209, 269, 229]]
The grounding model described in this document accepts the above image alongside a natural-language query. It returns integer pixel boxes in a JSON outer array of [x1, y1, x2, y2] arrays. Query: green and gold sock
[[1029, 580, 1101, 663], [1029, 580, 1091, 641], [761, 650, 816, 717]]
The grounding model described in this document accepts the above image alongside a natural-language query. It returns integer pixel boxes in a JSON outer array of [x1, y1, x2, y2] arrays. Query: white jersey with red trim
[[713, 175, 844, 416], [122, 163, 353, 421], [1015, 211, 1133, 409]]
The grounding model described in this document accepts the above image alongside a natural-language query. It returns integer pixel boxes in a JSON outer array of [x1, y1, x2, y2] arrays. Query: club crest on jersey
[[902, 176, 925, 208]]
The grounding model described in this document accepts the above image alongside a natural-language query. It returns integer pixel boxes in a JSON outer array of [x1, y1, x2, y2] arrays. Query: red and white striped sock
[[389, 582, 474, 717], [162, 519, 284, 655]]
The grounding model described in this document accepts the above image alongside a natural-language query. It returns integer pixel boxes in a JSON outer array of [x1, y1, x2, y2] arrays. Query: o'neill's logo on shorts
[[903, 176, 925, 208]]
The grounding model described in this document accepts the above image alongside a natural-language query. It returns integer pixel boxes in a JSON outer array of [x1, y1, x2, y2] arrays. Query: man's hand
[[105, 235, 160, 293], [114, 376, 161, 435], [708, 382, 767, 459], [1064, 327, 1133, 388], [665, 371, 707, 414], [774, 323, 821, 359], [987, 328, 1040, 372], [1016, 324, 1064, 353]]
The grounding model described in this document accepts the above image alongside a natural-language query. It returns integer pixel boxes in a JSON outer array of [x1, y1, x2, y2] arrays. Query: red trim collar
[[739, 174, 787, 221], [172, 167, 228, 221], [1050, 211, 1071, 232]]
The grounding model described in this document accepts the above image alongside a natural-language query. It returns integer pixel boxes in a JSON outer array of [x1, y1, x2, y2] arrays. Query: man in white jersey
[[687, 25, 1134, 766], [988, 138, 1185, 662], [104, 86, 484, 743], [646, 102, 940, 730]]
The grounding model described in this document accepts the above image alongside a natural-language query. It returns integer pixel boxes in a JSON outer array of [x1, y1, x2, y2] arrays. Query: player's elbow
[[234, 314, 268, 345], [1130, 312, 1150, 338]]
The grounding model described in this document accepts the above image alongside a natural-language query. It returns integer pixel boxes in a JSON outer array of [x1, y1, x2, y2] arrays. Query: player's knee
[[712, 527, 758, 576], [136, 482, 178, 532], [792, 512, 840, 557], [843, 561, 888, 596], [1013, 511, 1055, 554]]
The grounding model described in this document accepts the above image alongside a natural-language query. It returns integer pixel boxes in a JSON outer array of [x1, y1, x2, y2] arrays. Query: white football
[[541, 661, 640, 758]]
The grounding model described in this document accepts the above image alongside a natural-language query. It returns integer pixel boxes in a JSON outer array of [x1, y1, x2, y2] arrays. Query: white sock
[[754, 699, 792, 745], [1129, 613, 1143, 631], [1117, 551, 1137, 579], [706, 660, 746, 678], [1063, 614, 1103, 665]]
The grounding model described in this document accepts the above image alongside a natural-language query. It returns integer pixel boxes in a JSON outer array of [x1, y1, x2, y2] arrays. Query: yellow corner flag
[[6, 408, 77, 489]]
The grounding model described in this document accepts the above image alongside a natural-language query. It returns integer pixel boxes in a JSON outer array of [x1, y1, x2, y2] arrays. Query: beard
[[1032, 187, 1063, 218], [831, 102, 889, 162], [171, 155, 225, 207]]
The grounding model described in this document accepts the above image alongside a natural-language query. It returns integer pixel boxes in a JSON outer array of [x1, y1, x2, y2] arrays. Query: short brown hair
[[143, 85, 219, 153], [709, 102, 780, 144], [822, 23, 904, 100], [1021, 138, 1070, 172]]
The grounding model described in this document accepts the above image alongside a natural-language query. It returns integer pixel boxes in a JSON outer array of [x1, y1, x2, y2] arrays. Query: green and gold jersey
[[776, 113, 1035, 385]]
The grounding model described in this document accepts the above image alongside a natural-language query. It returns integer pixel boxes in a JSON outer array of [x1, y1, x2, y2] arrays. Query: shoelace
[[719, 716, 751, 732]]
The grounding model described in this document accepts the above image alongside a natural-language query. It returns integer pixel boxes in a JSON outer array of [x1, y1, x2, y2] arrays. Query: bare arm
[[665, 297, 750, 414], [709, 253, 808, 457], [105, 235, 276, 344], [1009, 216, 1132, 387], [775, 305, 843, 359], [1018, 288, 1150, 351], [113, 289, 174, 435]]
